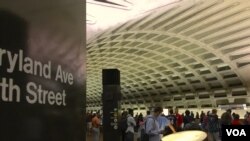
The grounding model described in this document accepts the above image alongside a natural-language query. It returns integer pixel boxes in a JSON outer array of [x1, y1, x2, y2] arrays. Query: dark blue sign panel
[[0, 0, 85, 141]]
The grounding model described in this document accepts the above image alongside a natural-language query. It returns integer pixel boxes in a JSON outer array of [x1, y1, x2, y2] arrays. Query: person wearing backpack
[[125, 109, 136, 141]]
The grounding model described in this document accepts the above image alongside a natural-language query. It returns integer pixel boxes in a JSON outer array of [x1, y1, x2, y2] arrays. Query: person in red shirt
[[231, 114, 242, 125], [175, 108, 183, 131], [92, 113, 101, 141]]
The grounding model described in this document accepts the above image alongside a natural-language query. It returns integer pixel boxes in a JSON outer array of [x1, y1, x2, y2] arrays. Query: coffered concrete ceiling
[[86, 0, 250, 110]]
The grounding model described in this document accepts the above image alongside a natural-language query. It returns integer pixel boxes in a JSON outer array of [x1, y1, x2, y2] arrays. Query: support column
[[102, 69, 121, 141]]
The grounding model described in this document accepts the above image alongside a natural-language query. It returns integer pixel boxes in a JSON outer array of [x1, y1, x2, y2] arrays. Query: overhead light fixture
[[162, 131, 207, 141], [218, 104, 247, 110], [87, 0, 133, 10]]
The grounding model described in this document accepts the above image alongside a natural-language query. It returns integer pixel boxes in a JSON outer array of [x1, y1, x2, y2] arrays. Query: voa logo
[[226, 129, 246, 136]]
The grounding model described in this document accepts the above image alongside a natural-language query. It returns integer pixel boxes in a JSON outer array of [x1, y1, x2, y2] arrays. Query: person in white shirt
[[125, 109, 136, 141]]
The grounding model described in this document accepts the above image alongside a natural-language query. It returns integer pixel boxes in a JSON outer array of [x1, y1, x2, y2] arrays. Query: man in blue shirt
[[145, 107, 176, 141]]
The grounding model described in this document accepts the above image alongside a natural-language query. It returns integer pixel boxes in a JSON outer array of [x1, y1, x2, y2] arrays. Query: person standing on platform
[[167, 109, 177, 131], [140, 111, 151, 141], [87, 112, 92, 136], [175, 108, 183, 131], [119, 111, 128, 141], [92, 113, 101, 141], [145, 107, 175, 141], [220, 109, 232, 125], [231, 114, 242, 125], [183, 110, 194, 128], [207, 109, 221, 141], [243, 112, 250, 125], [125, 109, 136, 141], [160, 113, 176, 137]]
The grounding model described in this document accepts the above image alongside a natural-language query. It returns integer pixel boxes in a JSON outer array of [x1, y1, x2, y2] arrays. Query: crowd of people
[[119, 108, 250, 141], [86, 108, 250, 141]]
